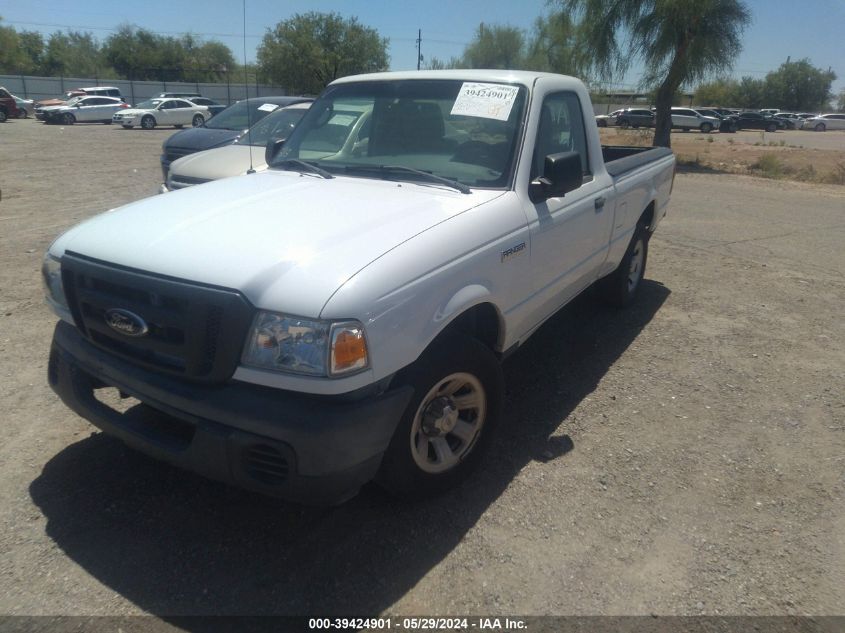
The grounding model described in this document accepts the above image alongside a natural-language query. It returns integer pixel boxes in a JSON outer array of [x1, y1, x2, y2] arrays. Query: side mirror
[[265, 138, 286, 165], [529, 151, 583, 203]]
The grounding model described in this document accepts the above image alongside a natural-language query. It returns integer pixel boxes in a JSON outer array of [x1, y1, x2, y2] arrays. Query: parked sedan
[[113, 98, 209, 129], [773, 113, 803, 130], [159, 96, 312, 178], [732, 112, 784, 132], [38, 96, 130, 125], [801, 114, 845, 132], [162, 102, 312, 191]]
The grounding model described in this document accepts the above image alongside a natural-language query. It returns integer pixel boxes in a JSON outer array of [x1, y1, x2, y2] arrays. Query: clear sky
[[3, 0, 843, 95]]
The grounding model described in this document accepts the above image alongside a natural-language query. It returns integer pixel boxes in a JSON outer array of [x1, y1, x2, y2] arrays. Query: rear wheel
[[599, 224, 649, 308], [62, 112, 75, 125], [174, 124, 183, 129], [122, 125, 133, 129], [16, 108, 27, 119], [814, 123, 826, 132], [619, 119, 630, 129], [766, 123, 777, 132], [192, 114, 204, 127], [700, 122, 713, 133], [0, 110, 6, 123], [376, 335, 503, 498]]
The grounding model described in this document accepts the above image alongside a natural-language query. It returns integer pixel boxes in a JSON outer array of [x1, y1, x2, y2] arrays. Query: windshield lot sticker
[[257, 103, 280, 112], [451, 83, 518, 121]]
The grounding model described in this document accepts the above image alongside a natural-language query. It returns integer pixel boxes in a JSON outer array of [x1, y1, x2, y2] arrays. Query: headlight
[[41, 254, 68, 309], [241, 311, 369, 377]]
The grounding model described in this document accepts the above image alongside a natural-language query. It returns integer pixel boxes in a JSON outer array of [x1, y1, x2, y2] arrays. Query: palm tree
[[560, 0, 751, 147]]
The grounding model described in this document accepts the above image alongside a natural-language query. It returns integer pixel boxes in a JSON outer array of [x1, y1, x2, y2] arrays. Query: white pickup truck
[[44, 70, 674, 504]]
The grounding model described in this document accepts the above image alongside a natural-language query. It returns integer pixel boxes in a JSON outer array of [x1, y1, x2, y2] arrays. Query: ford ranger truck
[[44, 70, 675, 504]]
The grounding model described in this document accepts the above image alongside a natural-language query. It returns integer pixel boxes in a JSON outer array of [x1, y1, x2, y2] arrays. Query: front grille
[[244, 444, 290, 485], [62, 252, 253, 383]]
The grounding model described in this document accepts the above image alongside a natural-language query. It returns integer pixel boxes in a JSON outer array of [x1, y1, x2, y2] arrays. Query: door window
[[531, 91, 589, 181]]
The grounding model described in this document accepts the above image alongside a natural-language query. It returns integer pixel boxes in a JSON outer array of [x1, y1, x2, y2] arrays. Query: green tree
[[837, 89, 845, 113], [693, 78, 737, 106], [257, 12, 388, 95], [0, 18, 29, 72], [426, 56, 463, 70], [42, 31, 103, 77], [525, 12, 586, 76], [561, 0, 751, 147], [18, 30, 44, 74], [462, 23, 526, 69], [762, 59, 835, 111]]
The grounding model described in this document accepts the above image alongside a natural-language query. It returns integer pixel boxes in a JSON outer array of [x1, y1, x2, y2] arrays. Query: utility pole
[[416, 29, 422, 70]]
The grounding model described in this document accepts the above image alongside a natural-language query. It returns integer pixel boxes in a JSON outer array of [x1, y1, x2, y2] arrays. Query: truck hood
[[169, 145, 264, 181], [52, 171, 504, 317]]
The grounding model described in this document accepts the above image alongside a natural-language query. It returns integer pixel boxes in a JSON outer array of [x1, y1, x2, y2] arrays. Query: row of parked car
[[596, 106, 845, 132]]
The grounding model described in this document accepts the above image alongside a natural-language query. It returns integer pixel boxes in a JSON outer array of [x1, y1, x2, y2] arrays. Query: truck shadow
[[29, 280, 669, 618]]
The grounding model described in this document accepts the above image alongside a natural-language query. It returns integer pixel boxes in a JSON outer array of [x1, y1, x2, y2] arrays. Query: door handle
[[594, 197, 606, 212]]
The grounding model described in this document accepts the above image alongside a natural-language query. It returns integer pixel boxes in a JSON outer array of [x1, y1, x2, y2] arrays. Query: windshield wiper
[[344, 164, 470, 194], [274, 158, 334, 180]]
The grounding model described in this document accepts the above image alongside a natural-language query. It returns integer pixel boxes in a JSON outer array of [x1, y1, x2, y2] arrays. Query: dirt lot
[[1, 118, 844, 619], [600, 127, 845, 184]]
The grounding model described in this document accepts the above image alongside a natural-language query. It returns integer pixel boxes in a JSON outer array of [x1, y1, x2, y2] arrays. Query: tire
[[192, 114, 204, 127], [0, 110, 6, 123], [174, 124, 184, 129], [16, 108, 27, 119], [619, 119, 630, 129], [376, 335, 503, 498], [682, 127, 690, 132], [103, 120, 111, 125], [597, 120, 607, 128], [814, 123, 825, 132], [122, 125, 133, 129], [141, 115, 156, 130], [62, 112, 75, 125], [599, 223, 649, 308], [766, 123, 777, 133], [700, 122, 713, 133]]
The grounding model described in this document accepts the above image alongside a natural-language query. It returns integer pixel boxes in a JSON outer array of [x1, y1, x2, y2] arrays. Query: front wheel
[[0, 110, 6, 123], [141, 115, 156, 130], [814, 123, 826, 132], [619, 119, 630, 129], [62, 112, 75, 125], [376, 336, 503, 498], [766, 123, 777, 133], [192, 114, 204, 127], [17, 109, 27, 119], [599, 225, 649, 307]]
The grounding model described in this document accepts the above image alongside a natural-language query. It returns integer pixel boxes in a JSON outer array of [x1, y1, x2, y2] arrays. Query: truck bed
[[602, 145, 674, 178]]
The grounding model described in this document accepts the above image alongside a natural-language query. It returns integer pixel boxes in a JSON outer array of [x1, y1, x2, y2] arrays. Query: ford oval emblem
[[104, 308, 149, 337]]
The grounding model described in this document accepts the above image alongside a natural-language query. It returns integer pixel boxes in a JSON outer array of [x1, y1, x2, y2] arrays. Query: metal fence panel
[[0, 75, 290, 105]]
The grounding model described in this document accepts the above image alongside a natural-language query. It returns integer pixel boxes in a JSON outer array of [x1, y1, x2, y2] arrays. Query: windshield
[[65, 97, 83, 106], [135, 99, 164, 110], [206, 100, 282, 131], [270, 80, 527, 189], [238, 107, 308, 146]]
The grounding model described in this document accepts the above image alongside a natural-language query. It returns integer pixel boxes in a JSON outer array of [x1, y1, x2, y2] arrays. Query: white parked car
[[113, 98, 209, 130], [801, 113, 845, 132], [595, 109, 623, 127], [38, 96, 129, 125], [669, 107, 721, 133], [162, 102, 313, 191]]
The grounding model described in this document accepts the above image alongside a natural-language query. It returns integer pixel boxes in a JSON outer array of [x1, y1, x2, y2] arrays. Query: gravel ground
[[0, 118, 843, 619]]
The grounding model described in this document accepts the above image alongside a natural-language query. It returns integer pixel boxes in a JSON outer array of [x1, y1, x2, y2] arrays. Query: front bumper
[[48, 320, 413, 504]]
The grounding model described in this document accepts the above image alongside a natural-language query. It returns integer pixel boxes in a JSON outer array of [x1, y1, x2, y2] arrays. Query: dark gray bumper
[[48, 321, 413, 504]]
